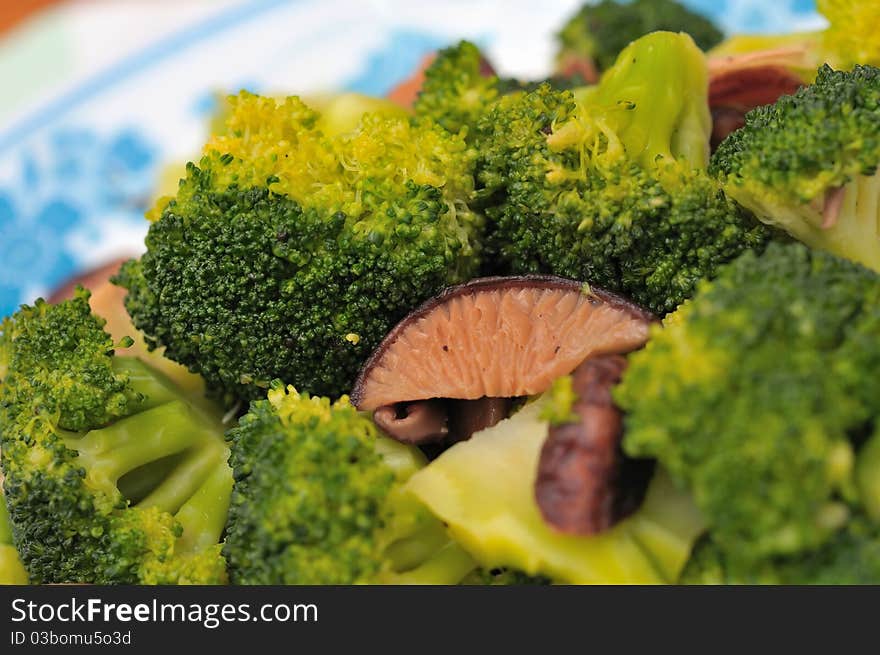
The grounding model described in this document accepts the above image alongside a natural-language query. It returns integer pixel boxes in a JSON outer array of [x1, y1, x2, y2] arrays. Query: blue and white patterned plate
[[0, 0, 823, 316]]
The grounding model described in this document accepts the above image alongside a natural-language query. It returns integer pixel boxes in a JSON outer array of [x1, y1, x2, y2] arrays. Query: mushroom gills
[[352, 275, 654, 416]]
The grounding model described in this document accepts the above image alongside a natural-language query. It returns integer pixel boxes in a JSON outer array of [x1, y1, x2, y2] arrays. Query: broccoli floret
[[223, 384, 478, 584], [0, 289, 231, 584], [117, 92, 483, 404], [711, 64, 880, 272], [413, 41, 500, 138], [0, 491, 27, 584], [476, 32, 770, 314], [681, 520, 880, 584], [406, 393, 705, 584], [413, 41, 591, 142], [617, 243, 880, 569], [556, 0, 723, 74]]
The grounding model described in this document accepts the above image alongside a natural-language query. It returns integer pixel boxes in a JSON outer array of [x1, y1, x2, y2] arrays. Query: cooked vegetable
[[0, 492, 27, 585], [556, 0, 723, 76], [536, 355, 654, 535], [406, 391, 705, 584], [0, 289, 231, 584], [711, 64, 880, 272], [49, 260, 211, 411], [224, 384, 478, 584], [116, 92, 484, 404], [413, 41, 589, 141], [413, 41, 499, 138], [476, 32, 770, 314], [352, 275, 652, 408], [707, 54, 804, 149], [681, 520, 880, 584], [351, 276, 653, 446], [617, 243, 880, 570]]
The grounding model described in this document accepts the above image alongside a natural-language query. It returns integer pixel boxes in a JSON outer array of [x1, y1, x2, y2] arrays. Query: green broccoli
[[413, 40, 590, 141], [413, 41, 500, 138], [0, 492, 27, 584], [711, 64, 880, 273], [116, 92, 483, 404], [681, 520, 880, 584], [223, 384, 479, 584], [556, 0, 723, 75], [406, 392, 705, 584], [0, 289, 231, 584], [475, 31, 770, 314], [616, 243, 880, 570]]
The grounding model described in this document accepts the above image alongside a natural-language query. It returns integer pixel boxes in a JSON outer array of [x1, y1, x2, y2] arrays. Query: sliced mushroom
[[373, 400, 450, 445], [47, 256, 131, 303], [373, 397, 514, 446], [352, 275, 654, 444], [535, 355, 654, 536], [708, 49, 805, 149]]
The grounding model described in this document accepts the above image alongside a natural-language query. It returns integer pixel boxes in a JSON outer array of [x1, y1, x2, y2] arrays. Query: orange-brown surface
[[352, 277, 654, 410], [0, 0, 63, 34]]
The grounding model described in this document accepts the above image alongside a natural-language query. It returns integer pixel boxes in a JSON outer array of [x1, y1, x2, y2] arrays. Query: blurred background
[[0, 0, 824, 316]]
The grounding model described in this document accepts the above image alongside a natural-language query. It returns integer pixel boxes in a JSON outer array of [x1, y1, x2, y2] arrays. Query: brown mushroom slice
[[707, 49, 806, 149], [374, 397, 515, 446], [535, 355, 653, 536], [351, 275, 654, 412], [47, 256, 132, 303]]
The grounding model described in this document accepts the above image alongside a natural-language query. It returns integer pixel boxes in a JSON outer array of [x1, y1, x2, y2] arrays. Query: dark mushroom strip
[[447, 397, 513, 444], [535, 355, 653, 536]]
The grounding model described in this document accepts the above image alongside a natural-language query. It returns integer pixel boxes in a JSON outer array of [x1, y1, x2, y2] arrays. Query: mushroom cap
[[351, 275, 655, 411]]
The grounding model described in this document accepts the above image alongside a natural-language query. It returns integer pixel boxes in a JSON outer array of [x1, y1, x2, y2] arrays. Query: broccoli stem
[[174, 459, 233, 554], [384, 519, 452, 572], [117, 452, 187, 504], [857, 430, 880, 522], [65, 401, 208, 495], [0, 496, 13, 544], [382, 541, 478, 585], [0, 497, 28, 584], [136, 440, 226, 514], [112, 357, 179, 411]]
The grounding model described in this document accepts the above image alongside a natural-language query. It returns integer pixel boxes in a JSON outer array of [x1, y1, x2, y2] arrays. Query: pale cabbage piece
[[406, 397, 705, 584]]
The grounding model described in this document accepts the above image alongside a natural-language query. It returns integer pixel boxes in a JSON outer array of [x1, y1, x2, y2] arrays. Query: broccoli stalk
[[0, 289, 232, 584], [711, 65, 880, 272], [117, 92, 484, 404], [475, 31, 770, 314], [223, 384, 479, 584], [616, 243, 880, 575], [0, 493, 28, 584]]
